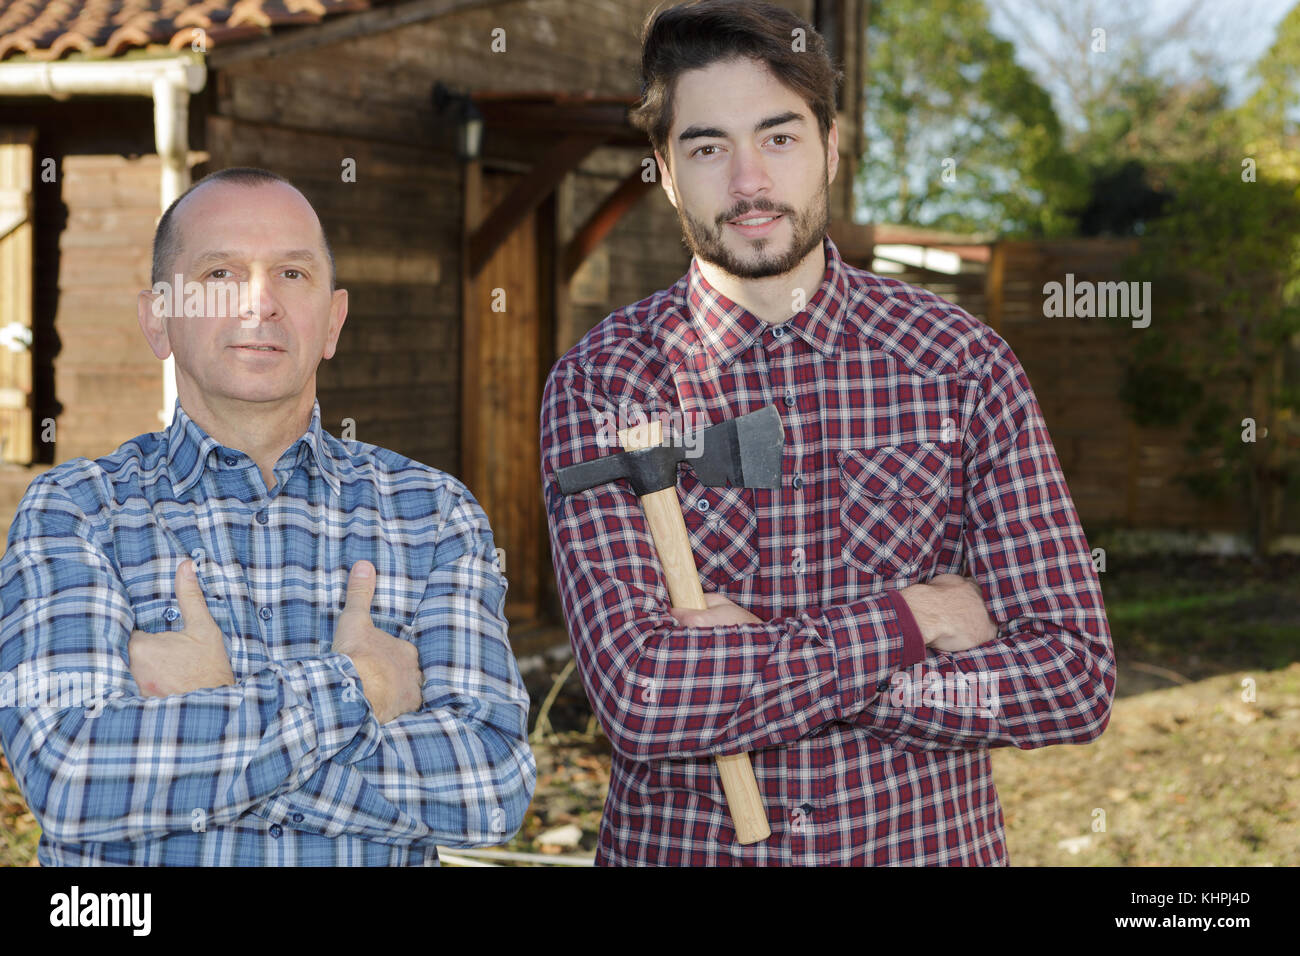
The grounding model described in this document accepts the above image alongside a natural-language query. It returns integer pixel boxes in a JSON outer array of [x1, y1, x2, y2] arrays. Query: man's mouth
[[727, 213, 784, 236], [231, 345, 284, 352]]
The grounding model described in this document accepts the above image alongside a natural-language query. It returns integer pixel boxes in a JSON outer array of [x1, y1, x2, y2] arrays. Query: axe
[[556, 405, 783, 845]]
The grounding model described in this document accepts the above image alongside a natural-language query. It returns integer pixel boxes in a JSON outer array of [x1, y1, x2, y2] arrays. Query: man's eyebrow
[[189, 249, 320, 268], [677, 111, 807, 143]]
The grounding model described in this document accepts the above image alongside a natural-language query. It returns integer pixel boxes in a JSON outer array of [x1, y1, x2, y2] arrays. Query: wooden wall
[[0, 98, 163, 544], [888, 239, 1247, 536]]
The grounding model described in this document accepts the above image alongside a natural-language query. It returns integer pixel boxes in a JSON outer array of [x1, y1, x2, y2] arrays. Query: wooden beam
[[207, 0, 518, 66], [562, 164, 654, 281], [467, 134, 603, 278], [984, 241, 1005, 334], [473, 101, 644, 147]]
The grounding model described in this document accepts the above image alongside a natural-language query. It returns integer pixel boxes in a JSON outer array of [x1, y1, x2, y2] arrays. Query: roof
[[0, 0, 399, 62]]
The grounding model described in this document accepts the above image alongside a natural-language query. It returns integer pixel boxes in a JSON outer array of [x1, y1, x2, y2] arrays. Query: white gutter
[[0, 54, 208, 428]]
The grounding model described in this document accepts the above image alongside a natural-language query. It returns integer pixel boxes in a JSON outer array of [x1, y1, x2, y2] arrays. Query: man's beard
[[674, 171, 830, 280]]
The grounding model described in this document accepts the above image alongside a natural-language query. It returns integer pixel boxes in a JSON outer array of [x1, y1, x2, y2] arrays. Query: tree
[[1121, 166, 1300, 556], [859, 0, 1085, 235]]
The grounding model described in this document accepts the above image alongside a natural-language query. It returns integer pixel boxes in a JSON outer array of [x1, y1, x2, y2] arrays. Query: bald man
[[0, 167, 536, 866]]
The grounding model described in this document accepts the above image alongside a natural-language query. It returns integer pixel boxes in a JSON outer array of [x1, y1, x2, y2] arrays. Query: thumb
[[342, 560, 376, 620], [174, 560, 219, 635]]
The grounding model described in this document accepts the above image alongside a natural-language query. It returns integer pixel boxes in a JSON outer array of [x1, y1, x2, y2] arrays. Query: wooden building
[[0, 0, 872, 632]]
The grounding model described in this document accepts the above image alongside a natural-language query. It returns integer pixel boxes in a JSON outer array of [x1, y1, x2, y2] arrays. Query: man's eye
[[692, 144, 720, 157], [206, 269, 231, 280], [772, 134, 790, 146], [282, 269, 303, 279]]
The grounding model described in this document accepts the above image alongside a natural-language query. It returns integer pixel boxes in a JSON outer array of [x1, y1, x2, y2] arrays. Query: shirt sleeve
[[540, 358, 927, 763], [255, 483, 537, 848], [0, 475, 376, 847], [850, 332, 1116, 751]]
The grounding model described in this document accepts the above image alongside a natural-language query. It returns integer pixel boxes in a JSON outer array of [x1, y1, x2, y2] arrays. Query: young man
[[0, 167, 536, 865], [540, 0, 1114, 865]]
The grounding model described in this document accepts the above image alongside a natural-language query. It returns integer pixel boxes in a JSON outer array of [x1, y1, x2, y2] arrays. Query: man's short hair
[[151, 166, 337, 290], [628, 0, 843, 170]]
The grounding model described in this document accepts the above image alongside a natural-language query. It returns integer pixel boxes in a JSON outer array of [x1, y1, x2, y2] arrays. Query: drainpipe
[[0, 54, 207, 428]]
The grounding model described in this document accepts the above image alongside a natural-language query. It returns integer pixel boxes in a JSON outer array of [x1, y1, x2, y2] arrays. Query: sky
[[986, 0, 1297, 126]]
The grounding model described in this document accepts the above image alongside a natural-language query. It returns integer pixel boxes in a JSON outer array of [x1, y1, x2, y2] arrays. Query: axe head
[[555, 404, 784, 496]]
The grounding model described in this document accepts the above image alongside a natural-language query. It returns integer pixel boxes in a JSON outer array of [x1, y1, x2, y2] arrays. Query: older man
[[0, 167, 535, 865]]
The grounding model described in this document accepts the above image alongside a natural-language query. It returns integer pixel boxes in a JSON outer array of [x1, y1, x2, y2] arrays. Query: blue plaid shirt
[[0, 398, 536, 865]]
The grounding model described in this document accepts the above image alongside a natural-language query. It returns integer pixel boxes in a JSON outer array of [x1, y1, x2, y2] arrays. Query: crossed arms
[[0, 475, 536, 850], [539, 333, 1116, 762]]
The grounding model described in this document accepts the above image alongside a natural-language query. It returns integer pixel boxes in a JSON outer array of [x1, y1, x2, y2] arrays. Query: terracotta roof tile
[[0, 0, 397, 60]]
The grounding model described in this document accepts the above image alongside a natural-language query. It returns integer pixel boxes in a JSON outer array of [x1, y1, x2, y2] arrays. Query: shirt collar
[[652, 234, 849, 369], [165, 397, 341, 498]]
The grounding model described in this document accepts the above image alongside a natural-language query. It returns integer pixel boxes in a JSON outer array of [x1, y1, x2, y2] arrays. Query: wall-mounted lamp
[[433, 82, 484, 162]]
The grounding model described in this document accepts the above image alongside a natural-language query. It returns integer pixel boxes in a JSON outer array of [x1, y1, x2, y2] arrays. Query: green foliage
[[859, 0, 1085, 235], [1120, 165, 1300, 550]]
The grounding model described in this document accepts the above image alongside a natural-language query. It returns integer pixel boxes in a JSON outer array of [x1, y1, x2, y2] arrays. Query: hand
[[668, 592, 762, 628], [129, 560, 236, 697], [898, 573, 999, 653], [331, 560, 423, 724]]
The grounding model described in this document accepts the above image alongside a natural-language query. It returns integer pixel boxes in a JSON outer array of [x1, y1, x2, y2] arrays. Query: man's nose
[[239, 272, 281, 327], [729, 143, 773, 202]]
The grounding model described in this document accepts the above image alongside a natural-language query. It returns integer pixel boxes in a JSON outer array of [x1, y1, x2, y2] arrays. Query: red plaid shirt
[[540, 236, 1115, 865]]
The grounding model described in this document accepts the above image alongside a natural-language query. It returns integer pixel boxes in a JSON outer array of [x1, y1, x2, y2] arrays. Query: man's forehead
[[172, 180, 325, 254], [668, 58, 809, 137]]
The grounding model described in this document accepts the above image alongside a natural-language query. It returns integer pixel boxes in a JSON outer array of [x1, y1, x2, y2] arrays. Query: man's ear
[[321, 288, 349, 361], [654, 149, 678, 210], [825, 118, 840, 185], [137, 286, 173, 360]]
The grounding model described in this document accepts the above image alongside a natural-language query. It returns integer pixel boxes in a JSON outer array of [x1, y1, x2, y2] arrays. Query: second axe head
[[555, 405, 785, 497]]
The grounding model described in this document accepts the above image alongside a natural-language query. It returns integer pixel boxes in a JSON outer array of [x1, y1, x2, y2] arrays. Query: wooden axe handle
[[620, 420, 772, 846]]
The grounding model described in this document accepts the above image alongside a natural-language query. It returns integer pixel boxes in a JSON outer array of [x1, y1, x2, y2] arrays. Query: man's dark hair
[[151, 166, 337, 290], [628, 0, 842, 170]]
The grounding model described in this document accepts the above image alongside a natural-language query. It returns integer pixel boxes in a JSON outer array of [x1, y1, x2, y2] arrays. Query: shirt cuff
[[885, 589, 928, 669], [826, 589, 928, 719], [286, 654, 382, 766]]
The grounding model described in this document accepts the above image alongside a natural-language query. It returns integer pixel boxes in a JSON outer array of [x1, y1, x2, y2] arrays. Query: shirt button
[[189, 548, 204, 560], [224, 456, 237, 466], [773, 325, 784, 337], [163, 606, 180, 622], [695, 498, 710, 513], [783, 390, 796, 408], [255, 510, 268, 524], [291, 812, 304, 823], [877, 680, 891, 692], [259, 606, 273, 620], [791, 475, 803, 490], [269, 824, 282, 839]]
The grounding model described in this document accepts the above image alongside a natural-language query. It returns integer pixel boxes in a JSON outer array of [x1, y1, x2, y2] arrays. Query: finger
[[668, 607, 696, 627], [929, 573, 965, 587], [174, 560, 219, 634], [343, 560, 377, 620]]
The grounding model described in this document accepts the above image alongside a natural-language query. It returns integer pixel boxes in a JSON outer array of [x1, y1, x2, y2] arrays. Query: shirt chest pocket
[[837, 443, 951, 580], [679, 482, 760, 586]]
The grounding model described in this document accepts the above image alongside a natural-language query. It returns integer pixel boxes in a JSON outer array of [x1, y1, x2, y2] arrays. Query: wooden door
[[463, 170, 553, 625]]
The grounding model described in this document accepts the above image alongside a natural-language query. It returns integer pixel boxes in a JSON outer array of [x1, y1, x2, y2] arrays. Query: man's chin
[[704, 244, 805, 281]]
